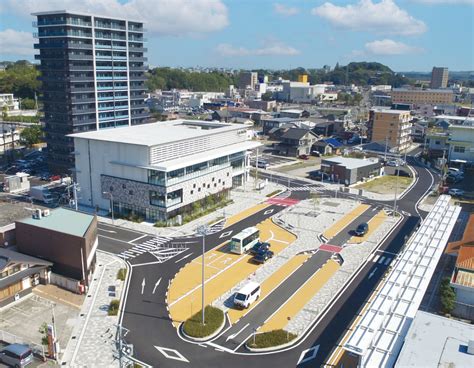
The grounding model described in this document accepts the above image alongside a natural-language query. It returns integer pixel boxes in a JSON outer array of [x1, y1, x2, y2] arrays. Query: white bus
[[229, 227, 260, 254]]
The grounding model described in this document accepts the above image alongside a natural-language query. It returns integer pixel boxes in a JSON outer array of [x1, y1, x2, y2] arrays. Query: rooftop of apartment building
[[32, 9, 144, 23], [370, 107, 411, 114], [69, 120, 246, 146]]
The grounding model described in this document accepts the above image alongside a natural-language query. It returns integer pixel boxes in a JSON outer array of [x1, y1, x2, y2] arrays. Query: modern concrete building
[[391, 88, 453, 106], [33, 10, 149, 174], [70, 120, 260, 222], [238, 72, 258, 90], [368, 108, 413, 152], [448, 120, 474, 163], [320, 157, 382, 185], [15, 208, 98, 289], [396, 311, 474, 368], [430, 66, 449, 89], [0, 94, 20, 111]]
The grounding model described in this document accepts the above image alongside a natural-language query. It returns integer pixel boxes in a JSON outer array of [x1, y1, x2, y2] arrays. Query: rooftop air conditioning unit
[[32, 209, 42, 219], [42, 209, 50, 217]]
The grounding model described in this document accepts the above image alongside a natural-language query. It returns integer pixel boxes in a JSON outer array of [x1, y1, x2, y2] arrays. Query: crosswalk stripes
[[207, 219, 226, 234], [118, 235, 173, 260], [289, 186, 325, 192]]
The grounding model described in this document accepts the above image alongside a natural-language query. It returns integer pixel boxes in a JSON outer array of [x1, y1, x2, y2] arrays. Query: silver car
[[0, 344, 33, 367]]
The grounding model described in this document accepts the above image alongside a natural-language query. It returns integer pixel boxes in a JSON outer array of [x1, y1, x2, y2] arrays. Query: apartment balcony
[[71, 98, 96, 104], [72, 107, 97, 114], [70, 86, 95, 93], [69, 76, 95, 82], [128, 47, 147, 53], [72, 117, 97, 125], [130, 103, 146, 110], [131, 112, 150, 120], [94, 23, 126, 31], [34, 19, 92, 27], [130, 85, 146, 91], [129, 75, 147, 81], [129, 66, 147, 71], [128, 57, 147, 62], [96, 55, 112, 60], [130, 93, 147, 100], [68, 54, 93, 60]]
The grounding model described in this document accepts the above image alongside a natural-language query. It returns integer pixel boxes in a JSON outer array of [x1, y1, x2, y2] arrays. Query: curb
[[245, 335, 297, 352], [179, 313, 226, 342]]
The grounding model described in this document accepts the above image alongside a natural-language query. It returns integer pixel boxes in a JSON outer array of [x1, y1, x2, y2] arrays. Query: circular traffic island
[[182, 306, 225, 341], [246, 329, 297, 352]]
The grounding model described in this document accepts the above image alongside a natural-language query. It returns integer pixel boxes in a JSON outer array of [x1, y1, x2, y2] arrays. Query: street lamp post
[[197, 225, 209, 325], [103, 191, 114, 224]]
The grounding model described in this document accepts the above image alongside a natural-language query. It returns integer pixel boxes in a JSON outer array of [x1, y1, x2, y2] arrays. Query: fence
[[0, 329, 46, 361], [50, 273, 80, 294]]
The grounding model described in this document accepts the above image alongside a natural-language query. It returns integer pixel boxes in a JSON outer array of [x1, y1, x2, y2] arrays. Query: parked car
[[448, 188, 465, 197], [386, 160, 399, 167], [446, 174, 463, 184], [355, 222, 369, 236], [309, 170, 331, 181], [233, 282, 261, 309], [250, 241, 271, 255], [447, 167, 463, 176], [298, 154, 309, 160], [0, 343, 33, 367], [253, 249, 274, 264]]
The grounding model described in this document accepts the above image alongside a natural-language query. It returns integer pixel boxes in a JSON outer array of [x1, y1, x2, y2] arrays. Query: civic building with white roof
[[70, 120, 260, 222]]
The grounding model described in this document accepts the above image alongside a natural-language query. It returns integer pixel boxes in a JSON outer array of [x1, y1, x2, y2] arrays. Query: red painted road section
[[267, 197, 300, 206], [319, 244, 343, 253]]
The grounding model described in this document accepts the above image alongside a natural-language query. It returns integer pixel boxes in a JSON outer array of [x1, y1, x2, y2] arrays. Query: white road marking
[[378, 256, 386, 264], [368, 268, 378, 279], [264, 209, 274, 215], [154, 346, 189, 363], [297, 345, 320, 365], [141, 278, 146, 294], [220, 230, 233, 238], [152, 277, 162, 294], [129, 234, 148, 243], [206, 342, 234, 354], [225, 323, 249, 342], [384, 257, 391, 266], [175, 253, 193, 263], [98, 228, 117, 234]]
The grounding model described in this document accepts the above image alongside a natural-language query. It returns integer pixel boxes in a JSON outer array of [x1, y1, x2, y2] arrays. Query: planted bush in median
[[182, 306, 224, 338], [246, 329, 297, 349], [108, 299, 120, 316]]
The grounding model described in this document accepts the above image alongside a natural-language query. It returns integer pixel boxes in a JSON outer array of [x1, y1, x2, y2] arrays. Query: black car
[[253, 249, 274, 264], [250, 242, 271, 255], [355, 223, 369, 236]]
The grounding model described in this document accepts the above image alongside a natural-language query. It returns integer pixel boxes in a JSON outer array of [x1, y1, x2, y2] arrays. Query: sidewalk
[[60, 251, 126, 367], [94, 177, 285, 237]]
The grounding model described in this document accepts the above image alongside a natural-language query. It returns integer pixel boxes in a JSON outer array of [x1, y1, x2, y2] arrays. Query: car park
[[0, 343, 33, 367], [233, 282, 261, 309], [448, 188, 465, 197], [355, 222, 369, 236]]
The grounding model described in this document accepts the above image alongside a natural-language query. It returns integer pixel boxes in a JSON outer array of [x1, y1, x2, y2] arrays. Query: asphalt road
[[97, 154, 437, 367]]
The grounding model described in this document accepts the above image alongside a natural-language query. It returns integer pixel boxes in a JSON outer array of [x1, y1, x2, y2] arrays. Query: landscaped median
[[245, 329, 297, 351], [181, 306, 225, 341]]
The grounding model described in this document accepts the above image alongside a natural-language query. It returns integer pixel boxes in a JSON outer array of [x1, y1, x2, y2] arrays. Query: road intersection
[[96, 155, 437, 367]]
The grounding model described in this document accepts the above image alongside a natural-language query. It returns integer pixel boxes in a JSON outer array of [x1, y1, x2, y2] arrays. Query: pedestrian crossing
[[118, 235, 173, 260], [289, 185, 326, 192], [371, 254, 392, 266], [207, 218, 226, 234]]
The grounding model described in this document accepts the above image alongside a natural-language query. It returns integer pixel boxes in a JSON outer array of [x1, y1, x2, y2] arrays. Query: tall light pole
[[196, 224, 209, 325], [103, 191, 114, 224]]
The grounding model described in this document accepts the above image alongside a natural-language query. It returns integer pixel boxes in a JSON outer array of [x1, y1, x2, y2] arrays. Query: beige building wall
[[370, 110, 413, 152], [391, 89, 453, 105]]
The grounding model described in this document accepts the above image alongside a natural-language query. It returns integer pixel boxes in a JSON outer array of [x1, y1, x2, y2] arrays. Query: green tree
[[21, 97, 36, 110], [38, 322, 49, 346], [0, 61, 41, 99], [20, 124, 44, 147], [261, 91, 273, 101], [439, 277, 456, 314]]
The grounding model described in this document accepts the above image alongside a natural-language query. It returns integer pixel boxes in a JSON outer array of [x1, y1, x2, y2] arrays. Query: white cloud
[[0, 0, 229, 36], [364, 39, 423, 55], [0, 29, 34, 56], [412, 0, 473, 4], [216, 41, 300, 57], [312, 0, 427, 36], [273, 3, 300, 16]]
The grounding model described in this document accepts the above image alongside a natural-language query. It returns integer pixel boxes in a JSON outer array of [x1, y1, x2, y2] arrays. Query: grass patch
[[354, 175, 413, 195], [117, 268, 127, 281], [246, 329, 297, 349], [266, 190, 282, 198], [182, 306, 224, 338], [108, 299, 120, 316]]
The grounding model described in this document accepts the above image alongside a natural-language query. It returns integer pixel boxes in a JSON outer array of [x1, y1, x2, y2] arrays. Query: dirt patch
[[355, 175, 413, 195]]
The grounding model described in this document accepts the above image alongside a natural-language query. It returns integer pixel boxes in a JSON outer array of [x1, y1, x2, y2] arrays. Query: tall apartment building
[[391, 88, 453, 106], [431, 67, 449, 89], [368, 108, 413, 152], [238, 72, 258, 90], [33, 10, 149, 174]]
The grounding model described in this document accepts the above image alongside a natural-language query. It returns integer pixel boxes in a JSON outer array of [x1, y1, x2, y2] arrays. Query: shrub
[[117, 268, 127, 281], [266, 190, 281, 198], [246, 329, 297, 349], [182, 306, 224, 338], [108, 299, 120, 316], [439, 277, 456, 314]]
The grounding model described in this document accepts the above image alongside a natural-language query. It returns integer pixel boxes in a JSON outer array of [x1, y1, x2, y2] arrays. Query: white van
[[233, 282, 261, 309]]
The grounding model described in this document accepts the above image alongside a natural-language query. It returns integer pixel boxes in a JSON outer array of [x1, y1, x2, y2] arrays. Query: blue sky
[[0, 0, 473, 71]]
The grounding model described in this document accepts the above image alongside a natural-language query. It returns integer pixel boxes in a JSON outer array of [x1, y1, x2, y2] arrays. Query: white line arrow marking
[[225, 323, 249, 342], [98, 228, 117, 233], [297, 345, 320, 365], [141, 278, 146, 294], [152, 277, 162, 294], [368, 267, 378, 279]]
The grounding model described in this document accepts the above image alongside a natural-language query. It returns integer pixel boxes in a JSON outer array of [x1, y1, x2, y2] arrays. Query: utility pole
[[384, 136, 388, 161], [255, 148, 259, 190], [197, 225, 209, 325], [393, 155, 401, 216]]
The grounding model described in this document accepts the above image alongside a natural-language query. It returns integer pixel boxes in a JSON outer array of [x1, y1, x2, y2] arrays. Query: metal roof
[[343, 195, 461, 368], [322, 156, 380, 170], [17, 208, 95, 238]]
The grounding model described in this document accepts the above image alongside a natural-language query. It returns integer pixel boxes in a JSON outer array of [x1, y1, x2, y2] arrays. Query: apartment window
[[193, 184, 196, 189], [453, 146, 465, 153], [191, 190, 194, 195], [150, 191, 166, 207], [214, 183, 217, 187], [198, 188, 201, 192]]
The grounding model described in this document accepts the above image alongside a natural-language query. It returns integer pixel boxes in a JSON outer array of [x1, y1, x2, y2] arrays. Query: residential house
[[275, 128, 318, 157]]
